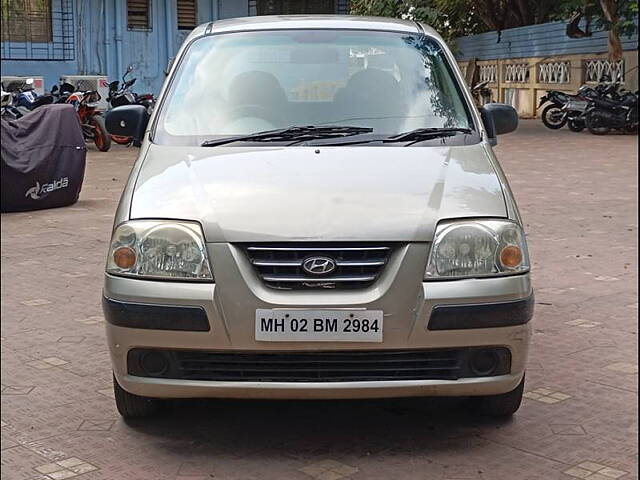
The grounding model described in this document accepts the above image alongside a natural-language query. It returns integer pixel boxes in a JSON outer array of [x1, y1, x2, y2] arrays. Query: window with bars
[[256, 0, 335, 15], [177, 0, 197, 30], [1, 0, 52, 43], [128, 0, 151, 31]]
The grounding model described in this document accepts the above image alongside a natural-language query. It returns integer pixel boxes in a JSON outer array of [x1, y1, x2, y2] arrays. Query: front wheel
[[474, 375, 525, 416], [113, 374, 161, 418], [91, 115, 111, 152], [111, 134, 132, 145], [568, 119, 585, 132], [586, 113, 611, 135], [541, 104, 567, 129]]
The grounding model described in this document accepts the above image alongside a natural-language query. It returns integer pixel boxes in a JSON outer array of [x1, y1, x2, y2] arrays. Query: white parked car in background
[[103, 15, 532, 419]]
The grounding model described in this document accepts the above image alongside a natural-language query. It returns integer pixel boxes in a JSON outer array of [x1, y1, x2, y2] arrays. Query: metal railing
[[1, 0, 75, 61]]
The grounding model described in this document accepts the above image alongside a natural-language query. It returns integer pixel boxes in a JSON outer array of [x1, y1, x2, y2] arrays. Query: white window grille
[[459, 63, 468, 79], [478, 64, 497, 84], [504, 63, 530, 83], [584, 59, 625, 83], [538, 61, 571, 84]]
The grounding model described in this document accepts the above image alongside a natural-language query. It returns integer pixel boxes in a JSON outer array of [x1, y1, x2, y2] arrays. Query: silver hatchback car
[[103, 15, 533, 418]]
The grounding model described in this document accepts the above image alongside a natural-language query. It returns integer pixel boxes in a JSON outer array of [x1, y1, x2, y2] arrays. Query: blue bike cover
[[1, 104, 86, 212]]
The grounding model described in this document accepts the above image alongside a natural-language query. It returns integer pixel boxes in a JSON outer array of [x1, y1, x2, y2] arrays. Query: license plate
[[255, 309, 383, 342]]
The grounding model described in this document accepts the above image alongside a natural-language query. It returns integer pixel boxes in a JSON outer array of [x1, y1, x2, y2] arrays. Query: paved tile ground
[[1, 121, 637, 480]]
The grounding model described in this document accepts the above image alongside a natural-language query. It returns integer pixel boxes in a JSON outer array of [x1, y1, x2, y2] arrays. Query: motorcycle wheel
[[541, 104, 567, 129], [586, 114, 611, 135], [91, 115, 112, 152], [111, 135, 132, 145], [624, 124, 638, 134], [568, 119, 585, 132]]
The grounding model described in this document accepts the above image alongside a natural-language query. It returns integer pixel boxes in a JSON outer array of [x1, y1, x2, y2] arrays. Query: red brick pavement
[[1, 121, 637, 480]]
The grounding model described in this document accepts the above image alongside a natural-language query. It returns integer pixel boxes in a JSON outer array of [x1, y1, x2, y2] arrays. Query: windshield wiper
[[382, 127, 472, 144], [201, 125, 373, 147]]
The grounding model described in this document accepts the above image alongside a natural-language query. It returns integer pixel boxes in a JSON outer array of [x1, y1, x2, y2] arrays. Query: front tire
[[568, 119, 585, 132], [91, 115, 112, 152], [586, 113, 611, 135], [475, 375, 525, 416], [113, 374, 161, 418], [111, 134, 132, 145], [541, 104, 567, 129]]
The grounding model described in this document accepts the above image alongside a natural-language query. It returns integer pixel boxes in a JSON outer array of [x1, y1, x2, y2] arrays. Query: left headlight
[[106, 220, 213, 281], [425, 219, 529, 280]]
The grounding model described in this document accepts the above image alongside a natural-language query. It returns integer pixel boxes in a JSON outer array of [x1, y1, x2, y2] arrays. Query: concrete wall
[[459, 51, 638, 118]]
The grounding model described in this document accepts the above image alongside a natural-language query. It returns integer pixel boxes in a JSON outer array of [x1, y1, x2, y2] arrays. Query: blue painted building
[[453, 19, 638, 61], [1, 0, 350, 94]]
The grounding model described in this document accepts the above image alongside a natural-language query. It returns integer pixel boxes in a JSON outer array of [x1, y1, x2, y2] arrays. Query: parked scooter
[[585, 88, 638, 135], [107, 65, 155, 146], [52, 83, 111, 151]]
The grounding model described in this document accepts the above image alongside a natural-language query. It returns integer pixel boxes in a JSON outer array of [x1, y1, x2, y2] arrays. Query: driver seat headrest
[[227, 71, 287, 106]]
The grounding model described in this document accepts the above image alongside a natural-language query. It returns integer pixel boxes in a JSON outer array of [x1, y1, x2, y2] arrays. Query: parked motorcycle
[[52, 83, 111, 152], [1, 88, 15, 118], [471, 80, 492, 107], [585, 89, 638, 135], [1, 78, 53, 118], [13, 79, 53, 112], [539, 86, 598, 131], [50, 82, 76, 104], [1, 86, 22, 119], [107, 65, 155, 146], [539, 80, 622, 132]]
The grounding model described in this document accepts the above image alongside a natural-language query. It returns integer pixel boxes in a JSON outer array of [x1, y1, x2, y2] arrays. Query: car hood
[[130, 144, 506, 242]]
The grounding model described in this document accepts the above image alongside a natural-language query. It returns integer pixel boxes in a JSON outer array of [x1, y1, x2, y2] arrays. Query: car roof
[[188, 15, 440, 39]]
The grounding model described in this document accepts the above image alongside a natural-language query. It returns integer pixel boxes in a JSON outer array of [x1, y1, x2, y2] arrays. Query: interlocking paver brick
[[604, 363, 639, 374], [1, 122, 638, 479]]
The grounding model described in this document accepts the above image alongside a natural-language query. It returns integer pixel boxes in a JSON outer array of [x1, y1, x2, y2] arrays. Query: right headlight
[[106, 220, 213, 281], [425, 219, 529, 280]]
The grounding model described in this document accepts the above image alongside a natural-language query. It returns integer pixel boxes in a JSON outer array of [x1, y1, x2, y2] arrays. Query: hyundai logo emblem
[[302, 256, 337, 275]]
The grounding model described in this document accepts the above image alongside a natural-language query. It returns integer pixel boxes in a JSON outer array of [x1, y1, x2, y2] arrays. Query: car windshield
[[154, 29, 475, 146]]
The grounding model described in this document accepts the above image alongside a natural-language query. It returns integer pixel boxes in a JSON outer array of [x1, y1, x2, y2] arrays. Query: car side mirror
[[479, 103, 519, 146], [105, 105, 150, 144]]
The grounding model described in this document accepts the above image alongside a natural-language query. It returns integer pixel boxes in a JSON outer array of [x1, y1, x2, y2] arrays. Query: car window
[[154, 29, 475, 145]]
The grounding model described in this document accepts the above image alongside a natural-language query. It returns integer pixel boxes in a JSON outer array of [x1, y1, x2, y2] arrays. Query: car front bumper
[[103, 242, 533, 399]]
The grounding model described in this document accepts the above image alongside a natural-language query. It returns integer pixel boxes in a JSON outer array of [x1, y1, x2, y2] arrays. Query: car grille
[[243, 243, 393, 290], [127, 348, 511, 382]]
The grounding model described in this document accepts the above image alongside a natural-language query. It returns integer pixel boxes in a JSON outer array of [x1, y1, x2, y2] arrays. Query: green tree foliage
[[351, 0, 638, 58], [550, 0, 638, 59], [350, 0, 566, 39], [350, 0, 486, 39]]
